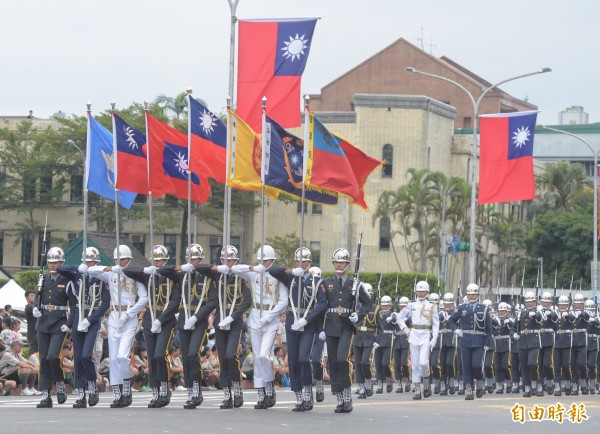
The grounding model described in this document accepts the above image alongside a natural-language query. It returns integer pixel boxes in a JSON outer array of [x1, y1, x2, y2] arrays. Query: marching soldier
[[124, 245, 181, 408], [322, 248, 373, 413], [428, 293, 442, 394], [512, 291, 543, 398], [308, 266, 327, 403], [160, 243, 218, 409], [212, 246, 252, 409], [33, 247, 77, 408], [392, 296, 410, 393], [554, 295, 575, 396], [492, 302, 513, 393], [448, 283, 493, 400], [482, 299, 495, 393], [509, 304, 522, 393], [270, 247, 327, 412], [439, 293, 457, 395], [87, 244, 148, 408], [584, 299, 600, 394], [395, 281, 439, 400], [352, 283, 376, 398], [57, 247, 110, 408], [231, 245, 289, 409], [374, 295, 395, 394], [571, 293, 589, 395], [538, 292, 558, 396]]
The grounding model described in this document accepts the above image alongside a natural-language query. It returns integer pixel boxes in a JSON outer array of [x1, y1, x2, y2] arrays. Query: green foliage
[[15, 270, 43, 292], [0, 279, 9, 288], [254, 233, 300, 268]]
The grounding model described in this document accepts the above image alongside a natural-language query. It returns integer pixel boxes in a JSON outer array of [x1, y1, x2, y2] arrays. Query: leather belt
[[557, 330, 573, 334], [494, 335, 510, 339], [412, 324, 431, 330], [111, 305, 130, 311], [521, 329, 540, 335], [358, 326, 375, 332], [463, 330, 485, 335], [328, 307, 351, 314], [540, 328, 555, 333], [254, 304, 273, 311], [574, 329, 587, 333], [41, 304, 68, 311]]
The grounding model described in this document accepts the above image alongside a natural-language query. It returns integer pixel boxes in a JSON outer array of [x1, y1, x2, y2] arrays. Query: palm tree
[[154, 92, 189, 119], [535, 160, 589, 211]]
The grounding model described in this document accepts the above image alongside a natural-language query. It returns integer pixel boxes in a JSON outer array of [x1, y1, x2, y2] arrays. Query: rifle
[[569, 275, 574, 307], [412, 275, 417, 302], [351, 216, 364, 311], [36, 211, 49, 309], [457, 270, 462, 300], [553, 268, 558, 307], [377, 273, 383, 304], [535, 264, 540, 304], [394, 274, 399, 306], [519, 265, 525, 307]]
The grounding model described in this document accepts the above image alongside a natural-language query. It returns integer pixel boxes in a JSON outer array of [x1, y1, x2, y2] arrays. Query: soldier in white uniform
[[231, 245, 288, 409], [86, 245, 148, 408], [394, 281, 439, 400]]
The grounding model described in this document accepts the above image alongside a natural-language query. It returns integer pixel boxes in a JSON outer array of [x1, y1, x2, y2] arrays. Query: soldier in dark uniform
[[33, 247, 77, 408], [584, 299, 600, 394], [492, 302, 513, 393], [554, 295, 574, 396], [374, 295, 395, 393], [323, 248, 373, 414], [308, 266, 327, 403], [481, 300, 495, 393], [509, 304, 522, 393], [124, 245, 181, 408], [512, 291, 543, 397], [448, 283, 493, 400], [159, 243, 218, 409], [428, 293, 442, 394], [352, 283, 376, 398], [571, 294, 590, 395], [213, 246, 252, 409], [57, 247, 110, 408], [270, 247, 327, 411], [538, 292, 558, 396], [391, 296, 410, 393], [438, 293, 457, 395]]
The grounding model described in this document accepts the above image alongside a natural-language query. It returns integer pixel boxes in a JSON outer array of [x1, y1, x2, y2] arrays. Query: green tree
[[254, 233, 300, 269]]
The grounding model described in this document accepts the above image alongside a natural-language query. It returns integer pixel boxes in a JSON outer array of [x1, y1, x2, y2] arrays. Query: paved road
[[2, 388, 599, 433]]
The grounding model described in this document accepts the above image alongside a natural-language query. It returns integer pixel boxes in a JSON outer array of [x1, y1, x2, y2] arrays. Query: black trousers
[[440, 346, 456, 381], [553, 347, 571, 382], [571, 346, 587, 381], [71, 319, 102, 388], [38, 331, 67, 390], [178, 324, 208, 387], [587, 349, 598, 380], [494, 351, 510, 383], [144, 327, 175, 388], [430, 347, 441, 380], [286, 325, 317, 392], [510, 351, 521, 383], [538, 346, 554, 380], [460, 345, 484, 386], [519, 347, 540, 386], [393, 347, 409, 380], [353, 345, 372, 383], [326, 329, 354, 393], [484, 349, 494, 378], [310, 335, 325, 381], [374, 346, 392, 381], [215, 320, 243, 387]]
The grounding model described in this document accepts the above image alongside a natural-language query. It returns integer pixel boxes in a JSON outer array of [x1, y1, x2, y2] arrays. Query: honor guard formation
[[4, 243, 600, 413]]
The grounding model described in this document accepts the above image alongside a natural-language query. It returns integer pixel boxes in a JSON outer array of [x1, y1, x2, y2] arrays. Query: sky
[[1, 0, 598, 126]]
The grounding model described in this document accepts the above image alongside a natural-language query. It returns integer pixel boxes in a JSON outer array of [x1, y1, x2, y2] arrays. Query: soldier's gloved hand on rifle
[[429, 339, 436, 350], [454, 329, 463, 338], [484, 346, 490, 351], [561, 311, 569, 318], [513, 333, 520, 340], [111, 265, 123, 274], [386, 312, 397, 323], [291, 318, 307, 331], [181, 263, 194, 273], [349, 312, 359, 323], [32, 307, 42, 318], [151, 319, 161, 333], [403, 327, 411, 338], [257, 316, 269, 328], [318, 331, 326, 341], [504, 318, 512, 325], [143, 266, 158, 275], [78, 318, 90, 332], [218, 316, 234, 328], [528, 310, 536, 317], [291, 267, 304, 277], [253, 264, 266, 274], [372, 342, 380, 351], [217, 265, 229, 274], [117, 312, 129, 329], [78, 264, 88, 274], [184, 316, 197, 330], [60, 324, 71, 333]]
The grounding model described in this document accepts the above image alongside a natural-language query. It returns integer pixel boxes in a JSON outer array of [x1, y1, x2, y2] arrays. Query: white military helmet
[[113, 245, 132, 259], [47, 247, 65, 263], [557, 295, 569, 305], [362, 283, 373, 297], [84, 247, 100, 262], [294, 247, 312, 263], [309, 266, 322, 278], [541, 292, 553, 303], [482, 299, 493, 307], [442, 293, 455, 305], [584, 299, 595, 311], [332, 248, 350, 263], [573, 294, 585, 304], [466, 283, 479, 295], [186, 244, 204, 260], [429, 293, 440, 304], [220, 245, 239, 261], [523, 291, 536, 303], [380, 295, 392, 305], [256, 245, 276, 261], [415, 281, 430, 292], [152, 245, 169, 261], [399, 296, 409, 306], [498, 302, 510, 311]]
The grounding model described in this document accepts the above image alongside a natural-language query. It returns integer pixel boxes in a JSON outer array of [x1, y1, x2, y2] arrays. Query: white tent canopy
[[0, 279, 26, 311]]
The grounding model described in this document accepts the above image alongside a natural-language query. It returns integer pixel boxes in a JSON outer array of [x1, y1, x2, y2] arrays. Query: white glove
[[528, 311, 536, 317], [484, 346, 490, 351], [218, 315, 234, 328], [181, 263, 194, 273], [111, 265, 123, 274], [454, 329, 463, 338], [33, 307, 42, 318], [403, 328, 411, 338], [291, 267, 304, 277], [78, 263, 88, 273], [117, 312, 129, 329], [143, 266, 157, 275], [386, 312, 396, 323], [151, 319, 162, 333], [318, 331, 326, 341], [513, 333, 520, 340], [349, 312, 359, 323], [257, 316, 269, 328], [253, 264, 266, 274], [78, 318, 91, 331], [217, 265, 229, 274], [60, 324, 71, 333], [562, 311, 568, 318], [184, 316, 198, 330], [429, 339, 436, 349], [372, 342, 380, 350], [503, 318, 511, 325], [291, 318, 308, 331]]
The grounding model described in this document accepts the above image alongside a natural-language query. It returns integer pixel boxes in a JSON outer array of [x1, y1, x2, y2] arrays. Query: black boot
[[37, 396, 53, 408], [72, 397, 87, 409], [316, 390, 325, 402], [56, 390, 67, 405], [88, 391, 99, 407], [220, 397, 233, 409], [233, 392, 244, 408]]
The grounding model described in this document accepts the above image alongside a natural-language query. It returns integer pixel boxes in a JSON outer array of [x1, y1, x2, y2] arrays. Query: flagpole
[[224, 98, 233, 254], [111, 102, 122, 315], [144, 102, 156, 324], [80, 104, 91, 327], [297, 95, 310, 319], [185, 90, 193, 322], [258, 97, 269, 323]]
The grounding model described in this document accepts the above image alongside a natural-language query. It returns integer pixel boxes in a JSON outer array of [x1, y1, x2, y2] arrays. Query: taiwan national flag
[[478, 111, 538, 204], [113, 114, 148, 195], [146, 114, 211, 204], [237, 18, 317, 131], [188, 96, 227, 184]]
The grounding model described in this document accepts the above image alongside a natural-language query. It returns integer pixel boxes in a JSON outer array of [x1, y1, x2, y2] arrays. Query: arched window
[[380, 217, 390, 250], [382, 144, 393, 177]]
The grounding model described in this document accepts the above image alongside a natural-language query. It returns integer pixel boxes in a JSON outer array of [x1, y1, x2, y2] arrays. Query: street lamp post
[[538, 125, 598, 299], [405, 66, 552, 284]]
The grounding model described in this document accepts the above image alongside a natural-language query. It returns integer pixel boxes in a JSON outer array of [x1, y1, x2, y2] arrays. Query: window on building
[[39, 173, 53, 203], [70, 173, 83, 203], [21, 232, 33, 267], [163, 234, 177, 265], [0, 165, 6, 202], [131, 235, 146, 258], [312, 204, 322, 215], [297, 201, 308, 213], [463, 117, 472, 129], [209, 236, 240, 264], [382, 144, 393, 177], [379, 217, 390, 250], [23, 178, 36, 203], [310, 241, 321, 267]]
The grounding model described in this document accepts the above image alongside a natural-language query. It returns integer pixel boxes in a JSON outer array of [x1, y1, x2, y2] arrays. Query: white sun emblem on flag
[[281, 33, 309, 61], [124, 126, 138, 150], [200, 110, 216, 135], [512, 125, 531, 149], [173, 151, 190, 175]]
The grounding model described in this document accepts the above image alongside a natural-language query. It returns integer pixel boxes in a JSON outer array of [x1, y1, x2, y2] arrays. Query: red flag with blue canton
[[113, 113, 149, 195], [146, 114, 210, 204], [237, 18, 317, 131], [188, 96, 227, 184], [478, 111, 538, 204]]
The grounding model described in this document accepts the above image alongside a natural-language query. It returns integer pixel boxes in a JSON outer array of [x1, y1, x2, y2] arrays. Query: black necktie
[[339, 277, 343, 287]]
